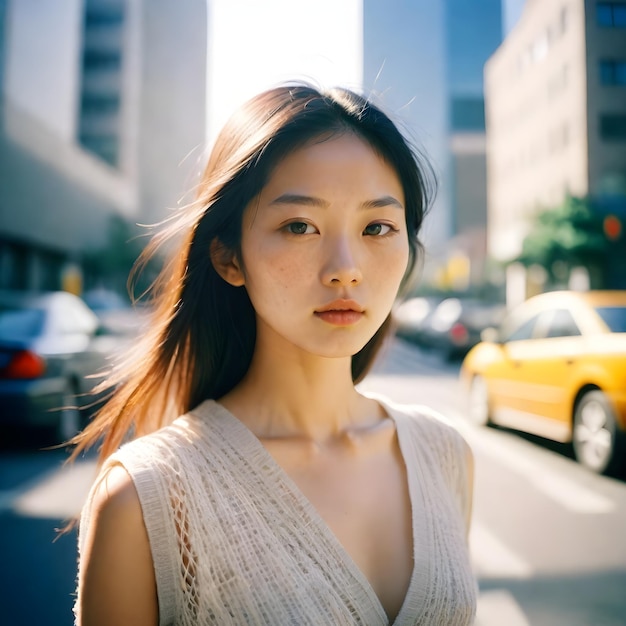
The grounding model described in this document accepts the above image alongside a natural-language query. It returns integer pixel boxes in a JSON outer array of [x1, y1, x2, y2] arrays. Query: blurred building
[[445, 0, 503, 290], [362, 0, 502, 292], [0, 0, 206, 293], [485, 0, 626, 263], [362, 0, 449, 257]]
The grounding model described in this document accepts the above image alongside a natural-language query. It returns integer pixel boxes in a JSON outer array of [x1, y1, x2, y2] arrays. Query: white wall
[[137, 0, 207, 222], [5, 0, 83, 141]]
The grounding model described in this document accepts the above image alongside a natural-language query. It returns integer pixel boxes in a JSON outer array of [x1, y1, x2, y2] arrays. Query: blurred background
[[1, 1, 626, 625], [1, 0, 625, 306]]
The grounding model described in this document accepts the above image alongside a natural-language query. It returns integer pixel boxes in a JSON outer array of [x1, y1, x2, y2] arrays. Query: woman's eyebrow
[[270, 193, 329, 208], [270, 193, 404, 210], [361, 196, 405, 210]]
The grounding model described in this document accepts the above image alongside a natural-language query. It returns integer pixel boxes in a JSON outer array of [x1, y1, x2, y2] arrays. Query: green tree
[[516, 195, 623, 288]]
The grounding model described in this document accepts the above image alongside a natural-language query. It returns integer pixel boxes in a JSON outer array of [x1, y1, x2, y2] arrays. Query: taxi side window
[[545, 308, 581, 338], [503, 313, 540, 342]]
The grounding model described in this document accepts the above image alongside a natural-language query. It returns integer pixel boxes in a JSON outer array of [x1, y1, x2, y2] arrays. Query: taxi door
[[490, 308, 581, 442]]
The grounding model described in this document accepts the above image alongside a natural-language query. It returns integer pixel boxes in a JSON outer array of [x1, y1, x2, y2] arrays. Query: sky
[[206, 0, 526, 145], [206, 0, 363, 145], [503, 0, 526, 33]]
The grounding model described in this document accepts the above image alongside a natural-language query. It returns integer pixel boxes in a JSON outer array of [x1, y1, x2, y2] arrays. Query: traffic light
[[603, 214, 622, 241]]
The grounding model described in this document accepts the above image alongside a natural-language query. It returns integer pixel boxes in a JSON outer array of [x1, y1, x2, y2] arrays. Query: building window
[[451, 97, 486, 132], [599, 60, 626, 84], [81, 94, 121, 116], [599, 113, 626, 140], [558, 6, 570, 34], [80, 134, 119, 166], [79, 0, 126, 167], [597, 2, 626, 27], [531, 33, 549, 62], [85, 4, 124, 28], [83, 50, 122, 72]]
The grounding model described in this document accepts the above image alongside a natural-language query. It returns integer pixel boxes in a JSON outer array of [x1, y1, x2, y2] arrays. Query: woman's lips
[[314, 300, 364, 326], [314, 310, 364, 325]]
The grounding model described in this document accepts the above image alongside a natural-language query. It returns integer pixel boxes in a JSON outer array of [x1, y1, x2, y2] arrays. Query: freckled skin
[[236, 133, 410, 361]]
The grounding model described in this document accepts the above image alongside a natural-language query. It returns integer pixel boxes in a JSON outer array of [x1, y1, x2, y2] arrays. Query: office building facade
[[446, 0, 502, 289], [363, 0, 502, 290], [485, 0, 626, 264], [0, 0, 206, 292]]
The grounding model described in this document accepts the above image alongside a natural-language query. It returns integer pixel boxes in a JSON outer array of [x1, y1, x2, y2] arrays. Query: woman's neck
[[219, 343, 381, 443]]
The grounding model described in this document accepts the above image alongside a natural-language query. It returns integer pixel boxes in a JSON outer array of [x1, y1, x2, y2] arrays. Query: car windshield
[[0, 306, 45, 340], [594, 306, 626, 333]]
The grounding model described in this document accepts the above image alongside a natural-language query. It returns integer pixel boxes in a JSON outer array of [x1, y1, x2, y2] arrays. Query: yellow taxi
[[460, 290, 626, 475]]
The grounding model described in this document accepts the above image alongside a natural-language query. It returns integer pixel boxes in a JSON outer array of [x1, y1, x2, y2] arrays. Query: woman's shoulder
[[114, 399, 221, 459], [84, 399, 224, 498], [87, 463, 142, 520], [369, 393, 472, 469], [81, 401, 225, 541], [75, 463, 159, 626], [370, 393, 467, 441]]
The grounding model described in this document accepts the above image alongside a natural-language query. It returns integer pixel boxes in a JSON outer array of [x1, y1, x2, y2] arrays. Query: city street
[[1, 337, 625, 626]]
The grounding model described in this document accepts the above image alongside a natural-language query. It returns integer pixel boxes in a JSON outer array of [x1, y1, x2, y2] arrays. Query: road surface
[[1, 336, 625, 625]]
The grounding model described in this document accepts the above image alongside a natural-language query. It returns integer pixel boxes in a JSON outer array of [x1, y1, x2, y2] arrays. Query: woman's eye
[[286, 222, 315, 235], [363, 222, 393, 236]]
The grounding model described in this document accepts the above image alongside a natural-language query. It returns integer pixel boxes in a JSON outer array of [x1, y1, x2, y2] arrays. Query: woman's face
[[234, 132, 409, 360]]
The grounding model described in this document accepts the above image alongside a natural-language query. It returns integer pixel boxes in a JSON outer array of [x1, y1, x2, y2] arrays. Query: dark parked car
[[0, 290, 125, 443], [82, 287, 148, 337], [393, 296, 442, 344], [420, 297, 506, 360]]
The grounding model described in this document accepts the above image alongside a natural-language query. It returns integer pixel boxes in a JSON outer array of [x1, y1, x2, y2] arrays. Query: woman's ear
[[210, 238, 245, 286]]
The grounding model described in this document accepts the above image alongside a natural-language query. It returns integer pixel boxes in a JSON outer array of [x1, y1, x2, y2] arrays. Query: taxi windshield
[[595, 306, 626, 333]]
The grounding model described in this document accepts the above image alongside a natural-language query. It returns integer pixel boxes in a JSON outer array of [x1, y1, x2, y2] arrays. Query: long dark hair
[[71, 83, 435, 462]]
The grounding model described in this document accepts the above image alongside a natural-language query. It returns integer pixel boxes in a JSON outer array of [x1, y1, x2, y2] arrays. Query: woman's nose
[[320, 236, 363, 286]]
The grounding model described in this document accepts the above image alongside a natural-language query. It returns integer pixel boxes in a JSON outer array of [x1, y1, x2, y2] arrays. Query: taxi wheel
[[573, 391, 624, 476], [469, 375, 491, 426]]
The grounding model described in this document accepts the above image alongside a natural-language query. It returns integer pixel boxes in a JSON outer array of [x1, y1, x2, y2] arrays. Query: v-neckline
[[198, 398, 430, 626]]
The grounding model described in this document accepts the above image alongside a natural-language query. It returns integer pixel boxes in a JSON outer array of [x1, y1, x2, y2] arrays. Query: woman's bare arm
[[77, 465, 158, 626]]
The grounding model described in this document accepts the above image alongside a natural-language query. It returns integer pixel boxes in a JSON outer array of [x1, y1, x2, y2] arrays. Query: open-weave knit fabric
[[76, 397, 477, 625]]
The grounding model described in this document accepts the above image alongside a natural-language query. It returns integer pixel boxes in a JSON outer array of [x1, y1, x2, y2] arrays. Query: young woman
[[73, 83, 477, 625]]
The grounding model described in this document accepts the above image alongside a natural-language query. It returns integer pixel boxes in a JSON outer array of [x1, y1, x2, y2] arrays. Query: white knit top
[[77, 398, 477, 625]]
